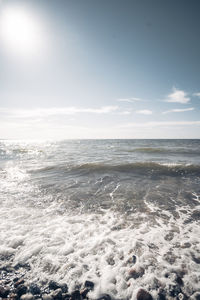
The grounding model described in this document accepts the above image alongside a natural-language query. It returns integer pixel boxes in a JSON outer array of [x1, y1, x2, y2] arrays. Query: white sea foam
[[1, 140, 200, 299], [1, 185, 200, 299]]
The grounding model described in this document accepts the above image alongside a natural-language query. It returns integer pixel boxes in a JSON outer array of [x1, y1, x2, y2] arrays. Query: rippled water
[[0, 139, 200, 299]]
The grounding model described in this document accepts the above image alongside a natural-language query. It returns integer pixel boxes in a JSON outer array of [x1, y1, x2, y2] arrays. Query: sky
[[0, 0, 200, 139]]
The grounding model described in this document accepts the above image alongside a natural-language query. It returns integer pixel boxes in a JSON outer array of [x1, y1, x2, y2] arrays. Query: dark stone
[[14, 263, 31, 271], [70, 290, 81, 300], [1, 266, 15, 273], [29, 284, 41, 295], [175, 276, 184, 286], [49, 281, 60, 291], [50, 288, 62, 300], [191, 253, 200, 264], [164, 232, 174, 241], [4, 279, 11, 285], [132, 255, 137, 264], [128, 267, 145, 279], [62, 293, 71, 300], [181, 242, 191, 249], [163, 252, 176, 264], [84, 281, 94, 291], [80, 288, 89, 299], [157, 289, 166, 300], [168, 284, 181, 297], [13, 277, 20, 283], [0, 285, 10, 298], [195, 293, 200, 300], [164, 273, 169, 278], [137, 289, 153, 300], [59, 284, 68, 294], [14, 279, 25, 288], [157, 293, 166, 300], [152, 277, 161, 290], [16, 285, 28, 298], [97, 294, 111, 300]]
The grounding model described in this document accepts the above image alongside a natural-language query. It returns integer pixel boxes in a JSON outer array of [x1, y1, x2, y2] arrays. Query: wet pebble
[[194, 293, 200, 300], [42, 294, 53, 300], [49, 281, 60, 291], [128, 266, 145, 279], [16, 285, 28, 298], [70, 290, 81, 300], [14, 263, 31, 271], [80, 288, 89, 299], [20, 293, 35, 300], [60, 284, 68, 294], [175, 276, 184, 286], [97, 294, 111, 300], [14, 278, 25, 288], [29, 283, 41, 295], [157, 293, 166, 300], [137, 289, 153, 300], [62, 293, 71, 300], [132, 255, 137, 264], [157, 288, 166, 300], [0, 285, 10, 298], [168, 284, 181, 297], [50, 288, 62, 300], [9, 292, 18, 300], [84, 280, 94, 291]]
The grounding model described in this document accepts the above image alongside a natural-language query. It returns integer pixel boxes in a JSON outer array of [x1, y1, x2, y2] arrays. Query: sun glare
[[0, 6, 43, 57]]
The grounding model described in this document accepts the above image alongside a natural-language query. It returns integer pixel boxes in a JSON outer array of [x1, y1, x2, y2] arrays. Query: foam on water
[[1, 140, 200, 299], [1, 168, 200, 299]]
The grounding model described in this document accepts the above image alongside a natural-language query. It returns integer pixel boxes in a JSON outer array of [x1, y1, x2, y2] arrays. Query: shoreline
[[0, 264, 199, 300]]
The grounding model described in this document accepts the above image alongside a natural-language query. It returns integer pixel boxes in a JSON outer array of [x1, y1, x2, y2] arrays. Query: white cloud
[[0, 106, 133, 139], [117, 97, 142, 103], [118, 121, 200, 128], [162, 107, 194, 114], [165, 88, 190, 104], [136, 110, 152, 115], [78, 106, 119, 114], [117, 111, 131, 115], [0, 106, 120, 118], [193, 92, 200, 97]]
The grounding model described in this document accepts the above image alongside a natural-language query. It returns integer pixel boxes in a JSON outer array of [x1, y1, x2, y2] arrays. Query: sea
[[0, 139, 200, 299]]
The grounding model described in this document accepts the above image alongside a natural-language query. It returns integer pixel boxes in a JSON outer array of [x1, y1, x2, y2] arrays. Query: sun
[[0, 6, 43, 57]]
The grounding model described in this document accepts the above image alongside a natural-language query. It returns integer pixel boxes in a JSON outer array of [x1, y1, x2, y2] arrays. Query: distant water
[[0, 139, 200, 299]]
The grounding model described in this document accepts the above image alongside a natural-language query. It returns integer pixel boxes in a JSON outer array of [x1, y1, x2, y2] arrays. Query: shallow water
[[0, 139, 200, 299]]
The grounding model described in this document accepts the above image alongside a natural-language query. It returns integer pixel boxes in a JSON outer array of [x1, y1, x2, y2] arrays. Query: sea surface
[[0, 139, 200, 299]]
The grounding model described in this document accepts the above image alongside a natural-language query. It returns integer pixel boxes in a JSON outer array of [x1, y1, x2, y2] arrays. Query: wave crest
[[35, 162, 200, 177]]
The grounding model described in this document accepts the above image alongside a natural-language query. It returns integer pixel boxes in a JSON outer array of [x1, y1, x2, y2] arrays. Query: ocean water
[[0, 139, 200, 299]]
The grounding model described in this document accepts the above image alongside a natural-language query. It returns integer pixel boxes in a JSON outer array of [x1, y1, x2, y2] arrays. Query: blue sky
[[0, 0, 200, 139]]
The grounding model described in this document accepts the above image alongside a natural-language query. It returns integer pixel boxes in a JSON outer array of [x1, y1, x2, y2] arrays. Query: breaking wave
[[35, 162, 200, 177]]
